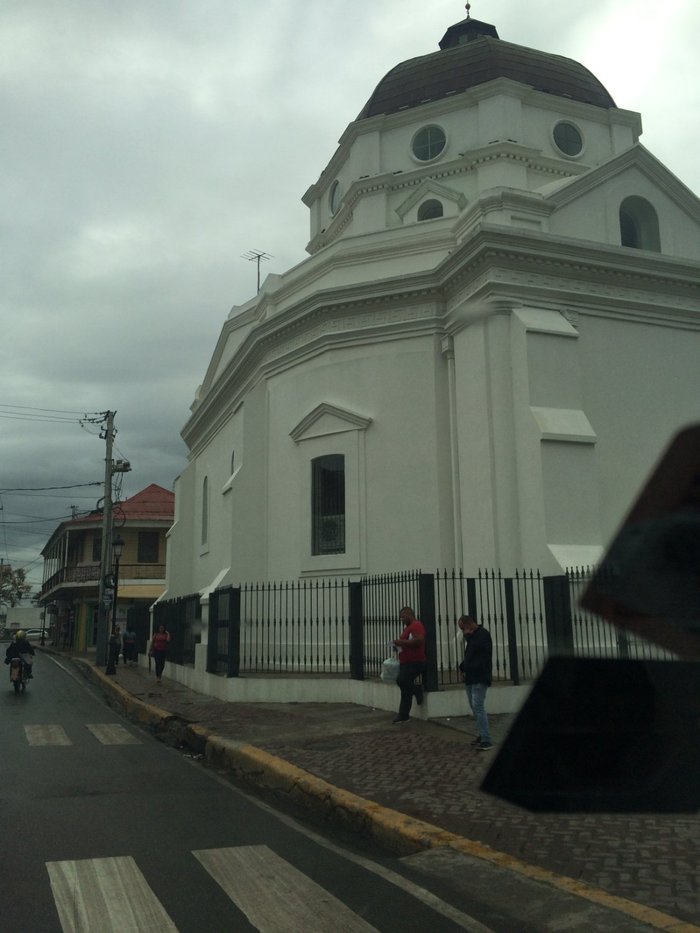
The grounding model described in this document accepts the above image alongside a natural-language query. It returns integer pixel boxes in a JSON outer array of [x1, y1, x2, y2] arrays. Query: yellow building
[[39, 484, 174, 651]]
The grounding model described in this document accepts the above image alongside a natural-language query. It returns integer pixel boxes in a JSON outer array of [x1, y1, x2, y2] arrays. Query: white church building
[[165, 13, 700, 601]]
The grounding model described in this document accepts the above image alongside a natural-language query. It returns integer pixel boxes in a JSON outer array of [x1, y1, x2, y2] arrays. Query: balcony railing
[[40, 563, 166, 597]]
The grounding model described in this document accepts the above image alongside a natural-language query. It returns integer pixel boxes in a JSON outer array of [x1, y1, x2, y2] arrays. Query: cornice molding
[[307, 144, 583, 254], [303, 77, 640, 206], [184, 226, 700, 453]]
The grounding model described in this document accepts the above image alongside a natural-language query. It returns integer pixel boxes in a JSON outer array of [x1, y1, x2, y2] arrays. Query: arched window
[[201, 476, 209, 547], [619, 196, 660, 252], [417, 199, 444, 221], [311, 455, 345, 555]]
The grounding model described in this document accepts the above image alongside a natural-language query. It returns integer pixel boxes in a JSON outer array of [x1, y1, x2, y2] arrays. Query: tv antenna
[[241, 249, 272, 294]]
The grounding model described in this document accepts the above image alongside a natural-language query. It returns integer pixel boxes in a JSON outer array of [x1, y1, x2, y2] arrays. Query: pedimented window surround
[[290, 403, 373, 442], [395, 177, 466, 222], [291, 403, 372, 574]]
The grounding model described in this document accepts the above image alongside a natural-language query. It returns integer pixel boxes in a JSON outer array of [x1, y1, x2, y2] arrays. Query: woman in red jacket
[[150, 624, 170, 684]]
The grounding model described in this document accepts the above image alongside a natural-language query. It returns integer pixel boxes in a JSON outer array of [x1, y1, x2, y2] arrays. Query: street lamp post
[[105, 535, 125, 675]]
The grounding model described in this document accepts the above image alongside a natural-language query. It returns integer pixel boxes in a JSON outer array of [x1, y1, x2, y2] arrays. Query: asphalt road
[[0, 652, 501, 933]]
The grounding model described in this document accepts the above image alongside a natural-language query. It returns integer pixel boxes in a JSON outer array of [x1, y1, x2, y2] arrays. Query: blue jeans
[[465, 682, 491, 742]]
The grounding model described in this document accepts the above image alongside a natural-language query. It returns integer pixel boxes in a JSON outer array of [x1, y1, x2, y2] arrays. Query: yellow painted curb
[[73, 658, 175, 730], [74, 661, 699, 933], [203, 735, 700, 933]]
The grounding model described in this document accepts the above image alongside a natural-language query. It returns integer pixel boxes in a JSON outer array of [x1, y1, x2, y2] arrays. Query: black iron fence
[[153, 593, 201, 666], [149, 567, 675, 686]]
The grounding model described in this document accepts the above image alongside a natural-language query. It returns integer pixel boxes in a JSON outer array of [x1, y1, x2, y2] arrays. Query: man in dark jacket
[[458, 614, 493, 750], [5, 630, 35, 678]]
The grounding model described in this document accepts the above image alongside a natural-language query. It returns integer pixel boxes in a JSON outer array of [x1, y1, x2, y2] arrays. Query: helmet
[[15, 630, 25, 640]]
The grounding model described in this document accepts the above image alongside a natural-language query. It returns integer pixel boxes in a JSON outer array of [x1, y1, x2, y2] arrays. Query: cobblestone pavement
[[86, 660, 700, 925]]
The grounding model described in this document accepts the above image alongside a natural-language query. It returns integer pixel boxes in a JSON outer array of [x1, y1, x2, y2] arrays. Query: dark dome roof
[[357, 19, 616, 120]]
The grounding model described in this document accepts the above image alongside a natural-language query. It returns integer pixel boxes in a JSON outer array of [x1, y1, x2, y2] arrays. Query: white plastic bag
[[380, 655, 400, 683]]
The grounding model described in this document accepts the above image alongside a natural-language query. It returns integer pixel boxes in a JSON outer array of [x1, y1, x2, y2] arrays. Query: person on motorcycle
[[5, 630, 35, 678]]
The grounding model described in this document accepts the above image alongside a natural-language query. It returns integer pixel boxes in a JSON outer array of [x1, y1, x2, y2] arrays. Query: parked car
[[24, 629, 44, 641]]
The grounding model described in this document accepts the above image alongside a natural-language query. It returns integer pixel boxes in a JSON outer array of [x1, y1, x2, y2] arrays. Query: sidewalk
[[67, 654, 699, 932]]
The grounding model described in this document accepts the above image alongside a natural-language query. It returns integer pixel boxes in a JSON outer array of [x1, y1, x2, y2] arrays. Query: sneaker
[[477, 741, 494, 751], [470, 736, 482, 746], [392, 715, 409, 724], [414, 685, 424, 706]]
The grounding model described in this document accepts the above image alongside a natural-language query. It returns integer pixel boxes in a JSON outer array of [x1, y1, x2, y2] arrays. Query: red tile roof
[[70, 484, 174, 526]]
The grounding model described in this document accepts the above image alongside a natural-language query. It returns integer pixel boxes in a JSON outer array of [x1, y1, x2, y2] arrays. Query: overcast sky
[[2, 0, 699, 589]]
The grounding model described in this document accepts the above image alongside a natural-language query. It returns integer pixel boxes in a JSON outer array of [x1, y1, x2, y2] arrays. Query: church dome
[[357, 17, 616, 119]]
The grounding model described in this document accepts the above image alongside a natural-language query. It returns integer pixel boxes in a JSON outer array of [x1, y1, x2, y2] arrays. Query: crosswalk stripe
[[46, 856, 179, 933], [194, 845, 379, 932], [25, 724, 71, 746], [86, 724, 142, 745]]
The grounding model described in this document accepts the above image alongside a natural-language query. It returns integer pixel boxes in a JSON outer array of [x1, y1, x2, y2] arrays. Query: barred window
[[138, 531, 159, 563], [311, 455, 345, 555]]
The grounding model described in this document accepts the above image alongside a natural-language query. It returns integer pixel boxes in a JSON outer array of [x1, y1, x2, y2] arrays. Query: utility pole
[[95, 411, 115, 667]]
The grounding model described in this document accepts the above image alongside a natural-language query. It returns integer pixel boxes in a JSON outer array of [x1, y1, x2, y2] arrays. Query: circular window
[[553, 121, 583, 157], [411, 125, 446, 162], [329, 180, 341, 215]]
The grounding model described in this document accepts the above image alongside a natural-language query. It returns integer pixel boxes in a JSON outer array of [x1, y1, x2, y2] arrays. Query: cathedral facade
[[165, 15, 700, 599]]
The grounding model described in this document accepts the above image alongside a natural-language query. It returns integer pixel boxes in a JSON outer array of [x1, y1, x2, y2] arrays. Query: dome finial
[[465, 2, 471, 20]]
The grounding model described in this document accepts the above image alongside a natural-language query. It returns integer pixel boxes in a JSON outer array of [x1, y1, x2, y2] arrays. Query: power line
[[0, 482, 101, 492], [0, 492, 99, 500], [0, 412, 84, 424], [0, 516, 80, 524], [0, 405, 104, 415]]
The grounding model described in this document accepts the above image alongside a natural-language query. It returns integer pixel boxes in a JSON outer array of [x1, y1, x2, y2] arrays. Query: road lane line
[[194, 844, 379, 932], [190, 765, 494, 932], [86, 723, 142, 745], [25, 724, 72, 746], [46, 856, 179, 933]]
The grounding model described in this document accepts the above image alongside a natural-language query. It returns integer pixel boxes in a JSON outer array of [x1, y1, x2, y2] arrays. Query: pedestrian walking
[[149, 623, 170, 684], [108, 625, 121, 669], [458, 614, 493, 750], [122, 625, 137, 666], [392, 606, 426, 723]]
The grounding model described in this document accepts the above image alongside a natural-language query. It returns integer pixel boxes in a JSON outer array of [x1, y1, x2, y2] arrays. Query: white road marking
[[194, 844, 379, 932], [190, 763, 494, 932], [46, 856, 179, 933], [86, 723, 142, 745], [25, 724, 72, 746]]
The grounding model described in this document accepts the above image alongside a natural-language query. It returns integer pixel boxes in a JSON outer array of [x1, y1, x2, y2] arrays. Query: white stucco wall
[[168, 31, 700, 600]]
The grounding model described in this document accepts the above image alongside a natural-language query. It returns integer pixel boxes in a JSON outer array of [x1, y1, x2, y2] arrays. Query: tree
[[0, 564, 32, 608]]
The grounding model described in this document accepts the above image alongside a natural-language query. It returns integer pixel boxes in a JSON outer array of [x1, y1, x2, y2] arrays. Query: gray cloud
[[2, 0, 698, 586]]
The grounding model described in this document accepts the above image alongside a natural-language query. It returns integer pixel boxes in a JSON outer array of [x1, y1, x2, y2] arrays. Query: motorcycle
[[8, 656, 30, 694]]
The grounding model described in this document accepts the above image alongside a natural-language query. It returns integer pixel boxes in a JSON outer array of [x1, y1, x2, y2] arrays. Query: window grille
[[311, 455, 345, 555]]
